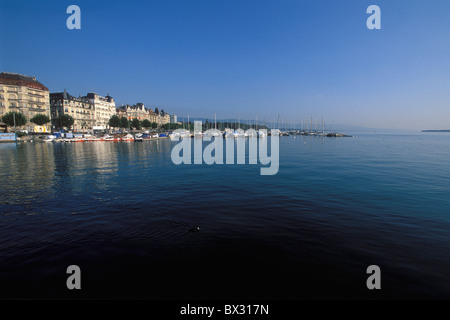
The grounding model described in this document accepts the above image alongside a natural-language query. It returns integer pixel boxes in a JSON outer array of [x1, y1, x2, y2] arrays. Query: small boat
[[233, 129, 245, 138], [223, 128, 233, 138], [246, 130, 257, 138], [83, 134, 96, 142], [103, 135, 118, 142], [43, 135, 56, 142], [194, 131, 203, 139], [121, 134, 134, 142]]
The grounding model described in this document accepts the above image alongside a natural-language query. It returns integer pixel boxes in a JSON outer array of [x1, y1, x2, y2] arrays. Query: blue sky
[[1, 0, 450, 129]]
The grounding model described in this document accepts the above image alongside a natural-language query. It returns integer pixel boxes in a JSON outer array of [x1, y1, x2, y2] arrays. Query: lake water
[[1, 132, 450, 299]]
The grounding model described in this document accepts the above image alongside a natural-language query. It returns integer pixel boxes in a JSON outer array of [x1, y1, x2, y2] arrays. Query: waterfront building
[[83, 92, 116, 130], [0, 72, 50, 131], [148, 109, 158, 124], [116, 103, 158, 123], [158, 110, 170, 125], [170, 114, 177, 124], [50, 90, 95, 132], [127, 103, 147, 120], [116, 105, 127, 118]]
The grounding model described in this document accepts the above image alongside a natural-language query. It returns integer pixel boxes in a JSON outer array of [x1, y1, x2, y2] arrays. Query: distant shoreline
[[422, 130, 450, 132]]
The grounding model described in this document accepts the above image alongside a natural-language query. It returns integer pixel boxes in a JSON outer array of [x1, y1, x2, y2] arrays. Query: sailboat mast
[[238, 112, 240, 130]]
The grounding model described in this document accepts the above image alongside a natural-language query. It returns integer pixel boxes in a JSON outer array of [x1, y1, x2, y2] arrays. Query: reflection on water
[[0, 143, 56, 205]]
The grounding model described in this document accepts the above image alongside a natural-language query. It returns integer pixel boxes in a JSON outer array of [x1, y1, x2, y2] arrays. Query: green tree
[[120, 117, 129, 129], [151, 122, 158, 129], [1, 112, 27, 131], [108, 115, 121, 128], [30, 114, 50, 126], [131, 118, 141, 130], [142, 119, 151, 129], [54, 114, 75, 130]]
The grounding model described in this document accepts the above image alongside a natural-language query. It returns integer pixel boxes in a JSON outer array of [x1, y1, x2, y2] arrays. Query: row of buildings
[[0, 72, 177, 132]]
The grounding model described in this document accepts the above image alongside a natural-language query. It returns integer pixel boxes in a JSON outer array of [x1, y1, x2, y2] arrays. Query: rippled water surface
[[1, 133, 450, 299]]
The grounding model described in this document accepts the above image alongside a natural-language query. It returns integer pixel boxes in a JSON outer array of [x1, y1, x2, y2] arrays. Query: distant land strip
[[422, 130, 450, 132]]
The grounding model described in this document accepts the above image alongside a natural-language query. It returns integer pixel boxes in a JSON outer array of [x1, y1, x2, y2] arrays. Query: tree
[[1, 112, 27, 131], [54, 114, 74, 130], [108, 115, 121, 128], [131, 118, 141, 130], [30, 114, 50, 126], [142, 119, 151, 129], [151, 122, 158, 129], [120, 117, 129, 129]]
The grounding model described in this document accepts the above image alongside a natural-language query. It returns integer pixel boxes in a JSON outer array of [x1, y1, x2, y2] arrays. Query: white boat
[[233, 129, 245, 138], [247, 130, 257, 138], [103, 135, 117, 141], [43, 135, 56, 142], [121, 134, 134, 142], [194, 131, 203, 139], [204, 130, 221, 138], [83, 134, 96, 141], [223, 128, 233, 138]]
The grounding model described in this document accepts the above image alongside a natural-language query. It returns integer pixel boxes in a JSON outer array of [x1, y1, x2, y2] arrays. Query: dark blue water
[[1, 133, 450, 299]]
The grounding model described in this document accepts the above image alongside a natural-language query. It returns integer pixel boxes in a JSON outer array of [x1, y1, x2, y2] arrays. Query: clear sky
[[1, 0, 450, 130]]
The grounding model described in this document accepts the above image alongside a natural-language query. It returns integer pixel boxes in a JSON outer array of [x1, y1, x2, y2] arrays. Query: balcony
[[28, 92, 46, 97]]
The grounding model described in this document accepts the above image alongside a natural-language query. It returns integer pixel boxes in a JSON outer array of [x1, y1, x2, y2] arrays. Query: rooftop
[[0, 72, 49, 91]]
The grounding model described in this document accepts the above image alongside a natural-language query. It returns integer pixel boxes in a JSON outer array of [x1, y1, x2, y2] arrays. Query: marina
[[11, 121, 352, 144]]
